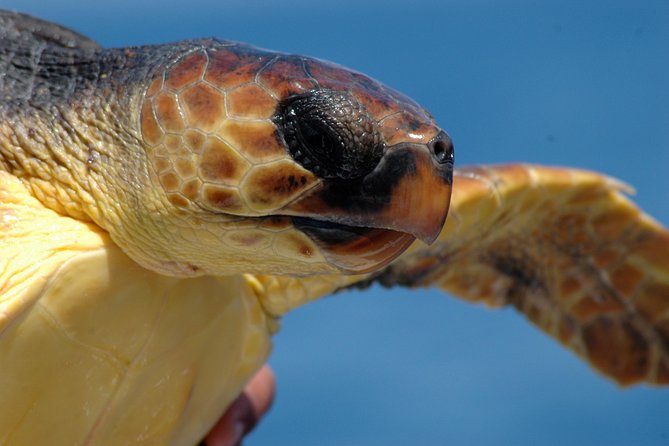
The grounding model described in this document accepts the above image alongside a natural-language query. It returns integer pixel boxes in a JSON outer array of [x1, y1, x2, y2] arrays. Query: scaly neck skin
[[0, 26, 139, 210], [0, 86, 144, 224], [0, 34, 194, 273], [0, 45, 161, 244]]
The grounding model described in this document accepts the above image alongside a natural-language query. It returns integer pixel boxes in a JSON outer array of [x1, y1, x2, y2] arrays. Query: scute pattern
[[139, 43, 440, 216]]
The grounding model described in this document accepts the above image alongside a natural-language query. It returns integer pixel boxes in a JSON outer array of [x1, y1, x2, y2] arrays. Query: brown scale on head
[[139, 42, 454, 274]]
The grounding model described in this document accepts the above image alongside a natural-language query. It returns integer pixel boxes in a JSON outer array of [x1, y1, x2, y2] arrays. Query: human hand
[[203, 366, 276, 446]]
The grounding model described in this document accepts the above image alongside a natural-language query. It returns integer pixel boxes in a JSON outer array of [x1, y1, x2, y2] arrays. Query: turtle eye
[[294, 116, 344, 175], [276, 90, 384, 180]]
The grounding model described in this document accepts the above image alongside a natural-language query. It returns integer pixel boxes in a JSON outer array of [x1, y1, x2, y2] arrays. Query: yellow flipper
[[370, 164, 669, 385]]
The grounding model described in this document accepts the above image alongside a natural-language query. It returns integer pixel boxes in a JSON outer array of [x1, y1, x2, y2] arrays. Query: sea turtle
[[1, 10, 668, 446]]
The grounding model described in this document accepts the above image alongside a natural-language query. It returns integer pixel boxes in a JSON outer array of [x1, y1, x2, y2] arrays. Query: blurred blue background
[[4, 0, 668, 444]]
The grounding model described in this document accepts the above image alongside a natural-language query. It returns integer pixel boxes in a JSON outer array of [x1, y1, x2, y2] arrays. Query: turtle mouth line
[[291, 216, 415, 274], [292, 216, 381, 243]]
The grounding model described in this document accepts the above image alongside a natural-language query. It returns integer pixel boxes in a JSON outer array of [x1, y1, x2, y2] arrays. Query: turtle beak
[[354, 137, 454, 244], [283, 132, 453, 272]]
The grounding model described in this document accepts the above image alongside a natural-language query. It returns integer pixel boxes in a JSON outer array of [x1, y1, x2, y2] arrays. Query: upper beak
[[283, 135, 454, 245]]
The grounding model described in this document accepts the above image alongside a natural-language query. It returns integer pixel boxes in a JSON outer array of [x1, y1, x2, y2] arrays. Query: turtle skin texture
[[1, 10, 669, 446]]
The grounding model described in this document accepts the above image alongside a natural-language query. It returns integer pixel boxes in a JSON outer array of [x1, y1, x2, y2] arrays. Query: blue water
[[6, 1, 668, 444]]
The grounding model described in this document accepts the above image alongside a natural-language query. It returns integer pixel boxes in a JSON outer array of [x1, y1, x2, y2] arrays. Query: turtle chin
[[292, 217, 415, 274]]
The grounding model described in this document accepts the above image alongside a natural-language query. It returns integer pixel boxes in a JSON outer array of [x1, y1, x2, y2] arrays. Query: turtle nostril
[[433, 140, 449, 163], [429, 132, 454, 165]]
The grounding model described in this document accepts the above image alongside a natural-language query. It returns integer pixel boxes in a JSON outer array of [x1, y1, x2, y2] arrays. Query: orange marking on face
[[168, 193, 189, 208], [202, 184, 243, 211], [242, 161, 316, 211], [146, 77, 163, 97], [153, 156, 171, 173], [164, 134, 187, 156], [199, 136, 249, 184], [174, 158, 197, 179], [181, 178, 202, 201], [140, 101, 163, 146], [227, 84, 277, 119], [258, 57, 318, 98], [160, 171, 182, 192], [218, 121, 285, 162], [180, 83, 226, 133], [165, 51, 207, 90], [155, 92, 185, 133], [380, 112, 438, 145], [184, 129, 206, 153], [273, 232, 321, 262], [300, 244, 313, 257], [205, 49, 271, 90]]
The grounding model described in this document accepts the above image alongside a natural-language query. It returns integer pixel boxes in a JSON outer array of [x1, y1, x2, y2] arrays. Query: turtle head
[[136, 41, 453, 276]]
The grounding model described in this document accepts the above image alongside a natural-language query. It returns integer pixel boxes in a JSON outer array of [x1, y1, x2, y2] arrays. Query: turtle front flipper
[[358, 164, 669, 386]]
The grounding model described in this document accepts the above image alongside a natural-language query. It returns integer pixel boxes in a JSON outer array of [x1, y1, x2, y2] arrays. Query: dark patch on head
[[316, 149, 417, 214]]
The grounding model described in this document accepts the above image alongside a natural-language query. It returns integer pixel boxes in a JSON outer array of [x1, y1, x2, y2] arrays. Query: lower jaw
[[292, 217, 415, 274]]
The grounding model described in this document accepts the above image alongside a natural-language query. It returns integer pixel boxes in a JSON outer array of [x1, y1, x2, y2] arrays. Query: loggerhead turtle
[[0, 10, 668, 445]]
